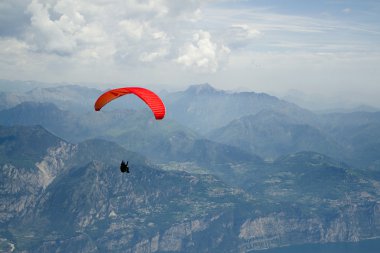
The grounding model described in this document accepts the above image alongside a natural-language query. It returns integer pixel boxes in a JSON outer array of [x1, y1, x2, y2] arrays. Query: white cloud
[[176, 30, 230, 72], [19, 0, 208, 66], [0, 38, 29, 67], [118, 0, 169, 18], [230, 24, 261, 39], [115, 19, 171, 64], [26, 0, 77, 54], [139, 48, 168, 62], [118, 20, 147, 40]]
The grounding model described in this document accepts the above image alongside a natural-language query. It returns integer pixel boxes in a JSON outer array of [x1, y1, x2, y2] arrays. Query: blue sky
[[0, 0, 379, 107]]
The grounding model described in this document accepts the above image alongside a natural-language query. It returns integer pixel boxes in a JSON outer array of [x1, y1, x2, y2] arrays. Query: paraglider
[[94, 87, 165, 173], [120, 160, 129, 173], [94, 87, 166, 120]]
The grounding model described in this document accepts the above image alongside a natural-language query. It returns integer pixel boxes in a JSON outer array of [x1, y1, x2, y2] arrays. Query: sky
[[0, 0, 379, 107]]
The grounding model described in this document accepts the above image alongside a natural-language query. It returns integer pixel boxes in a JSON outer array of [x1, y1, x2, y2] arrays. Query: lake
[[261, 238, 380, 253]]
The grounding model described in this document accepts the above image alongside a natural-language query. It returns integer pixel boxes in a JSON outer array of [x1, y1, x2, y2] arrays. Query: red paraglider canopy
[[94, 87, 166, 120]]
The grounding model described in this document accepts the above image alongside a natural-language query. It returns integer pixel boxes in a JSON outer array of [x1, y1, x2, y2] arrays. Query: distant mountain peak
[[185, 83, 220, 95]]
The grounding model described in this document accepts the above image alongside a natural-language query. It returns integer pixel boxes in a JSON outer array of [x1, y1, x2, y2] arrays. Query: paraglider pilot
[[120, 160, 129, 173]]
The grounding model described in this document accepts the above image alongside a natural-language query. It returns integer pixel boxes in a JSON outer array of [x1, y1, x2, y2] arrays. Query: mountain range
[[1, 81, 380, 252], [2, 83, 380, 168]]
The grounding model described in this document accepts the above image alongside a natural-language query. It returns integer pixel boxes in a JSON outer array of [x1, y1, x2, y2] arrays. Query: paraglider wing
[[94, 87, 166, 120]]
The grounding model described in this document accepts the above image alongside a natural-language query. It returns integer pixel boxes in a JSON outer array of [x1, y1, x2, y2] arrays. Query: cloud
[[176, 30, 230, 73], [1, 0, 228, 83], [114, 19, 171, 65], [25, 0, 79, 55], [229, 24, 261, 39], [0, 38, 29, 66], [118, 20, 147, 40], [342, 8, 351, 14], [14, 0, 213, 67], [139, 48, 168, 62], [226, 23, 261, 49]]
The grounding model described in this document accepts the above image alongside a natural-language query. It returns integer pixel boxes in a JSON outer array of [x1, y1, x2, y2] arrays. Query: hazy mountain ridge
[[2, 83, 379, 169], [164, 84, 379, 169], [0, 83, 100, 111], [163, 83, 315, 134], [317, 112, 380, 168], [1, 83, 379, 180], [208, 110, 345, 161], [1, 83, 379, 171], [0, 80, 54, 93], [281, 89, 380, 113], [191, 90, 380, 168]]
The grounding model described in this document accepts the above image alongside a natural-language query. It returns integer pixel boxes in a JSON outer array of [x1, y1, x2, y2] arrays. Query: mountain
[[0, 125, 70, 227], [247, 151, 357, 200], [0, 84, 101, 111], [2, 83, 380, 171], [281, 89, 380, 113], [0, 125, 63, 168], [164, 84, 315, 134], [0, 101, 99, 143], [208, 110, 344, 161], [0, 92, 24, 111], [318, 112, 380, 168], [0, 79, 53, 93]]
